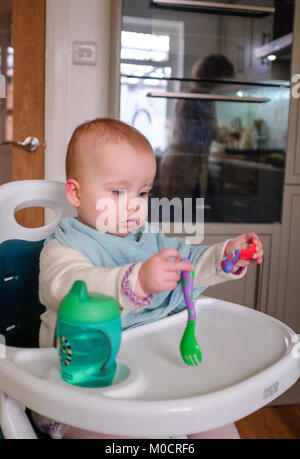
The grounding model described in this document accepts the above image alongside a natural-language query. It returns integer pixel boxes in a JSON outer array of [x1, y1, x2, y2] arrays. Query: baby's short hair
[[66, 118, 154, 180]]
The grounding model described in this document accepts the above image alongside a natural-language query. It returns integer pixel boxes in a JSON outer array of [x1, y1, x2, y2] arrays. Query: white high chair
[[0, 180, 299, 439]]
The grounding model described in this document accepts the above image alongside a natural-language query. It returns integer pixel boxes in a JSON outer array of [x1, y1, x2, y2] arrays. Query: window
[[120, 17, 184, 154]]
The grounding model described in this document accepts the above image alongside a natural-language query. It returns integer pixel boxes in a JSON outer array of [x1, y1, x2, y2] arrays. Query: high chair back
[[0, 180, 76, 347], [0, 180, 74, 243]]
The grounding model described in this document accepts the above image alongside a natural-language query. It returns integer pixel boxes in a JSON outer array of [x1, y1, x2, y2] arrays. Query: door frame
[[12, 0, 46, 227]]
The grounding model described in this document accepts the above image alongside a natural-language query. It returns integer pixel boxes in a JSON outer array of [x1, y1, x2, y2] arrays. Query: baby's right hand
[[135, 248, 194, 298]]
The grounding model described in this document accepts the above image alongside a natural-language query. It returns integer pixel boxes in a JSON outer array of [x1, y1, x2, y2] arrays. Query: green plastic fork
[[180, 259, 202, 366]]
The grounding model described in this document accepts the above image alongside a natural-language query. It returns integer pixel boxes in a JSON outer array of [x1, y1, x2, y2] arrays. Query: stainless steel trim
[[147, 91, 270, 103], [0, 136, 40, 152], [151, 0, 275, 15]]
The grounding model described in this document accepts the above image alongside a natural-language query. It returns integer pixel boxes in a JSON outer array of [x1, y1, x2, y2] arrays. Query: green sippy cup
[[56, 280, 121, 388]]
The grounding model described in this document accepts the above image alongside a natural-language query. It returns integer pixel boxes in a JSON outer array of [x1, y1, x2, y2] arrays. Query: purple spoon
[[180, 257, 202, 366]]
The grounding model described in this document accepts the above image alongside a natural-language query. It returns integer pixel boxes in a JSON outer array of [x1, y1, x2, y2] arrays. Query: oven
[[119, 0, 294, 223]]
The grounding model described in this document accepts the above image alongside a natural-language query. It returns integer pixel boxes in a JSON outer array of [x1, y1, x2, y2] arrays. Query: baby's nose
[[128, 201, 139, 212], [127, 196, 140, 210], [127, 198, 148, 221]]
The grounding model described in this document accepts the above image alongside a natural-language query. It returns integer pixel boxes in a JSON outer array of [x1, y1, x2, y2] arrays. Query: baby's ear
[[66, 178, 80, 207]]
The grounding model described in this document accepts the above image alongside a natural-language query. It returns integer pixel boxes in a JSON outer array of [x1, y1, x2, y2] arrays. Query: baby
[[36, 118, 263, 439]]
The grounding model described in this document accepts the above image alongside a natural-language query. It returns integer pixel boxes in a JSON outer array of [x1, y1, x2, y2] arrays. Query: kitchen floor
[[235, 405, 300, 439]]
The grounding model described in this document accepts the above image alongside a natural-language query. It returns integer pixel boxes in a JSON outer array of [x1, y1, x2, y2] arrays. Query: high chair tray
[[1, 296, 299, 437]]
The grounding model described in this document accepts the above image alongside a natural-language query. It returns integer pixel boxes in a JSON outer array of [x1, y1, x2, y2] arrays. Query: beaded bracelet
[[121, 263, 154, 309]]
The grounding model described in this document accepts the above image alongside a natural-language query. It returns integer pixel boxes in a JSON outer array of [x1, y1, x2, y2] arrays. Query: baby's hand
[[136, 248, 194, 298], [225, 233, 264, 270]]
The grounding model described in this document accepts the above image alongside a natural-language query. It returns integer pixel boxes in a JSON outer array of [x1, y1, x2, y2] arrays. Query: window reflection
[[159, 54, 235, 200], [120, 0, 293, 223]]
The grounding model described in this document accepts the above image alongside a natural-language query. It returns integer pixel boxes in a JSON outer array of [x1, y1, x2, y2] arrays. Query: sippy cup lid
[[58, 280, 120, 324]]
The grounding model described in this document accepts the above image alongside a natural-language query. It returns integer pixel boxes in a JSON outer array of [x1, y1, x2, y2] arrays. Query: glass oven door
[[120, 0, 294, 223]]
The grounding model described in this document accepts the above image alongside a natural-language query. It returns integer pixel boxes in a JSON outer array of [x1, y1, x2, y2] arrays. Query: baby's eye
[[112, 190, 126, 196], [140, 191, 152, 198]]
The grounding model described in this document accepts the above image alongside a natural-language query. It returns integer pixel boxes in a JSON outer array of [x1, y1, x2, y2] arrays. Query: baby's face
[[75, 141, 156, 237]]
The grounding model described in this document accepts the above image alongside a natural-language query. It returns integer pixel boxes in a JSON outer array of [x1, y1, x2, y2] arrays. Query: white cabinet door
[[285, 2, 300, 185], [276, 186, 300, 332], [200, 229, 276, 313], [220, 13, 273, 82]]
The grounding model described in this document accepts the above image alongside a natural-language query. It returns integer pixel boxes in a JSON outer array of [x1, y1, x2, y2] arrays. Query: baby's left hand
[[225, 233, 264, 269]]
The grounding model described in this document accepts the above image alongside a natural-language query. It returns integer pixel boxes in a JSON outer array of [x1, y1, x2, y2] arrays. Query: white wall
[[45, 0, 119, 183]]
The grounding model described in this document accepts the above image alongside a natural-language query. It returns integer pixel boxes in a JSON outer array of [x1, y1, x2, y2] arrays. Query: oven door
[[120, 0, 293, 223]]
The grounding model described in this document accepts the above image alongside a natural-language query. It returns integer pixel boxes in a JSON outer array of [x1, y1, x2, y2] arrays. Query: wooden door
[[0, 0, 45, 228]]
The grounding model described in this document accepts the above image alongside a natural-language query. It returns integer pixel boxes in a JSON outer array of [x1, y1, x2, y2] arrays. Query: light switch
[[72, 41, 97, 65]]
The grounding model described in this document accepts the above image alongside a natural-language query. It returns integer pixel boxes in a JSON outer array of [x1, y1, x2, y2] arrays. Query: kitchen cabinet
[[219, 13, 274, 82], [285, 2, 300, 185], [273, 185, 300, 405], [219, 15, 252, 81], [205, 228, 278, 316], [276, 2, 300, 339], [276, 186, 300, 332], [250, 14, 274, 81]]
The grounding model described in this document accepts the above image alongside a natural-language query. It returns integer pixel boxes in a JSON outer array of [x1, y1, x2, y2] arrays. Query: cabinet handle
[[151, 0, 275, 15], [237, 46, 245, 74], [147, 91, 270, 103]]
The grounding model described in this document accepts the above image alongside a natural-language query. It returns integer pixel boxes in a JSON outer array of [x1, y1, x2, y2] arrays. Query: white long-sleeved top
[[39, 238, 246, 348]]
